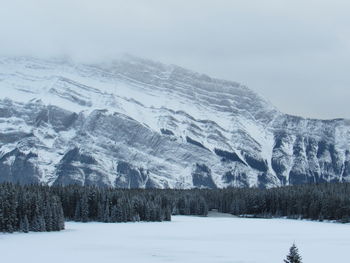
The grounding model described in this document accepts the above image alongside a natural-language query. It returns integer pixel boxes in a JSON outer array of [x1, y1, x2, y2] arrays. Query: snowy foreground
[[1, 215, 349, 263]]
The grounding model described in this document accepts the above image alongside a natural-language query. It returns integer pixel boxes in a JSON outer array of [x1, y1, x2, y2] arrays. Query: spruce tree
[[103, 201, 110, 223], [21, 215, 29, 233], [284, 243, 302, 263], [74, 199, 81, 221], [110, 205, 118, 223], [80, 194, 89, 222]]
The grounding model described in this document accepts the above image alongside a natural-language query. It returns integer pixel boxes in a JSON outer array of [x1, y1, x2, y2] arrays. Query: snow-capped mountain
[[0, 56, 349, 188]]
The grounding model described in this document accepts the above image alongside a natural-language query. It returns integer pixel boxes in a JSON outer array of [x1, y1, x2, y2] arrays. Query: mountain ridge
[[0, 55, 349, 188]]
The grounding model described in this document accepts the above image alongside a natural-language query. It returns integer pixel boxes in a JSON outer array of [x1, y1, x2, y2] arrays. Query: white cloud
[[0, 0, 349, 119]]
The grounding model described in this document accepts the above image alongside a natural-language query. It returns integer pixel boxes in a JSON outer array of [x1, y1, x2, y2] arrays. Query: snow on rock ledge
[[0, 56, 349, 188]]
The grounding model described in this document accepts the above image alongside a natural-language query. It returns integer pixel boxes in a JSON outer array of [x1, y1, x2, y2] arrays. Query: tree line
[[0, 184, 208, 233], [0, 183, 65, 233], [50, 186, 209, 223], [1, 182, 350, 233], [199, 182, 350, 222]]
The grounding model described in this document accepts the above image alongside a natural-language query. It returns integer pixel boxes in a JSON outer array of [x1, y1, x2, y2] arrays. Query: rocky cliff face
[[0, 56, 349, 188]]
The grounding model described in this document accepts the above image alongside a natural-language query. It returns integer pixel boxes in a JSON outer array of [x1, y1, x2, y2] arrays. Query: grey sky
[[1, 0, 349, 119]]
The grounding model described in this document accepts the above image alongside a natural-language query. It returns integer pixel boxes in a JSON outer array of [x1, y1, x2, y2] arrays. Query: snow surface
[[0, 216, 348, 263]]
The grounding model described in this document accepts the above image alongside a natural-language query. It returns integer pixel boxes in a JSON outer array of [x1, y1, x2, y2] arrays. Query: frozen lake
[[0, 215, 349, 263]]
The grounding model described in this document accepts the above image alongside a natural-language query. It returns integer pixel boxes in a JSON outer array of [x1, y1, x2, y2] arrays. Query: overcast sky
[[1, 0, 349, 119]]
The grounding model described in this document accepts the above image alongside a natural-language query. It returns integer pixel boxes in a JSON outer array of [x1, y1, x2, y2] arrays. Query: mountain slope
[[0, 56, 349, 188]]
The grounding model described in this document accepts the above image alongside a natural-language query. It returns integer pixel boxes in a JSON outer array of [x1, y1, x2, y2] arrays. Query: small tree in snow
[[284, 243, 302, 263]]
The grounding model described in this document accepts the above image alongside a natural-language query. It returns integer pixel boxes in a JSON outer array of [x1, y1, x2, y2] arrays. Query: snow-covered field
[[0, 215, 349, 263]]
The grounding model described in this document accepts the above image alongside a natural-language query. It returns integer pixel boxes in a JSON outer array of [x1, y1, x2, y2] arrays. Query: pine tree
[[164, 207, 171, 221], [74, 199, 81, 221], [115, 202, 124, 222], [57, 205, 65, 230], [80, 194, 89, 222], [39, 215, 47, 232], [31, 215, 41, 232], [20, 215, 29, 233], [110, 205, 118, 223], [103, 200, 110, 223], [284, 243, 302, 263]]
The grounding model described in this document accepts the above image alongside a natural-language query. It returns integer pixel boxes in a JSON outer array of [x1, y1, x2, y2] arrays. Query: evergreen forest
[[1, 182, 350, 233]]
